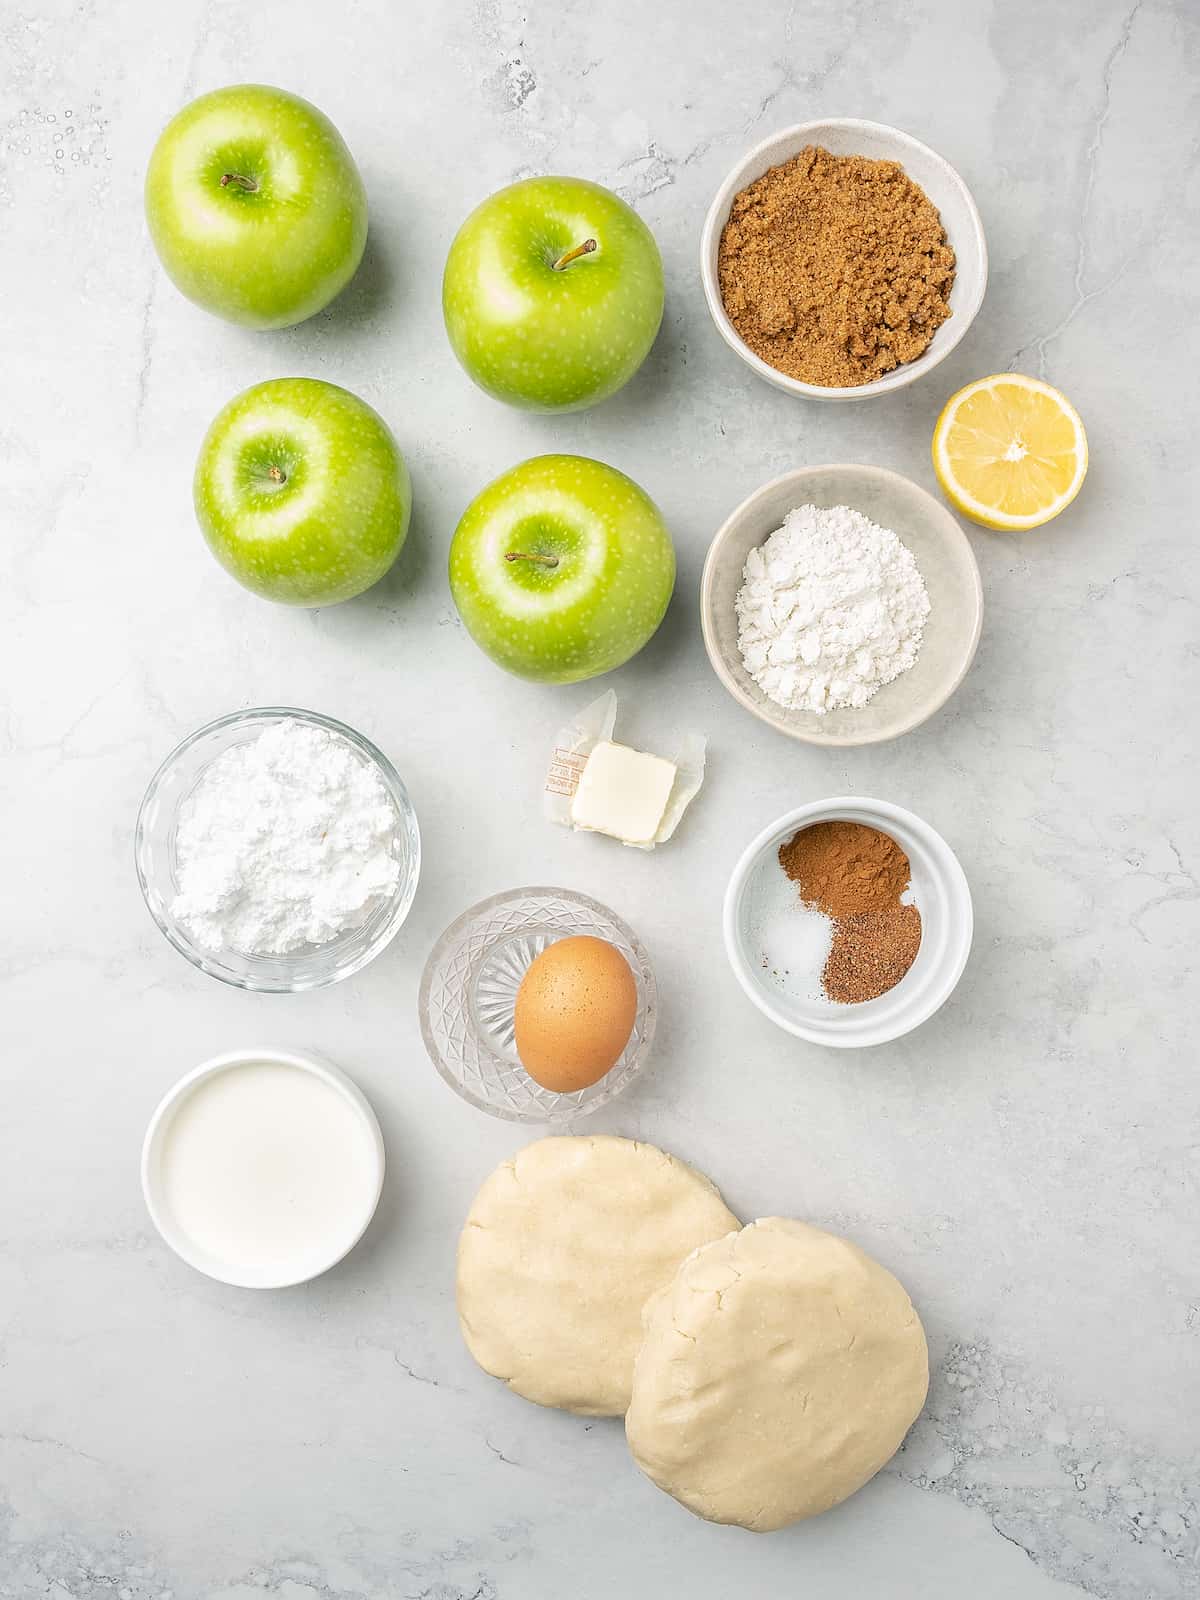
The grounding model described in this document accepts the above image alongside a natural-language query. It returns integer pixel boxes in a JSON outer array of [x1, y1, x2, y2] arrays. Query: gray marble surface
[[2, 0, 1197, 1595]]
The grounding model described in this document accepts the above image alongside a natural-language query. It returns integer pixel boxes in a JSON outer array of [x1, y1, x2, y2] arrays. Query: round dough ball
[[457, 1136, 739, 1417], [625, 1218, 928, 1530]]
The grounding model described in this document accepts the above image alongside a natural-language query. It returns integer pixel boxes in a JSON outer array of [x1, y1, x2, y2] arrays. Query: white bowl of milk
[[141, 1048, 385, 1287]]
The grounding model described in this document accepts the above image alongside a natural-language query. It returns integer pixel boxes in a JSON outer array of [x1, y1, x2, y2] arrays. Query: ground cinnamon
[[779, 820, 921, 1003], [718, 145, 955, 388], [778, 820, 910, 918]]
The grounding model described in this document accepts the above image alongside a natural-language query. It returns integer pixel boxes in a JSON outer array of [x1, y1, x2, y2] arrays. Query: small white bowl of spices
[[723, 798, 972, 1048], [700, 119, 987, 400]]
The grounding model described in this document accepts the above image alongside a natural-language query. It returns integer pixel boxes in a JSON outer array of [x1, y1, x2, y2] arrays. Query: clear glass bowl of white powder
[[135, 708, 420, 992]]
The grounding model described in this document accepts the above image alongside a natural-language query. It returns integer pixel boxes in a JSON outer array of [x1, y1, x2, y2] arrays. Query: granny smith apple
[[443, 177, 664, 412], [194, 378, 410, 606], [145, 85, 367, 329], [449, 455, 675, 683]]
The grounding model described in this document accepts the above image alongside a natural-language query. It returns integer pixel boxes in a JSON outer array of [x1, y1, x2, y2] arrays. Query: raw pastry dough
[[625, 1218, 928, 1529], [456, 1136, 739, 1417]]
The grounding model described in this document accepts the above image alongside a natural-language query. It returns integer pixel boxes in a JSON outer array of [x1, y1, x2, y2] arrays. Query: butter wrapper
[[544, 691, 706, 849]]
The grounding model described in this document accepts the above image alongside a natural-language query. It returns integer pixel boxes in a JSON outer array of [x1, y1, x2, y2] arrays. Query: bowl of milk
[[141, 1048, 385, 1287]]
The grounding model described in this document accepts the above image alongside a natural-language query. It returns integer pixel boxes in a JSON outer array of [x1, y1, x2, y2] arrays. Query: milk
[[158, 1060, 380, 1282]]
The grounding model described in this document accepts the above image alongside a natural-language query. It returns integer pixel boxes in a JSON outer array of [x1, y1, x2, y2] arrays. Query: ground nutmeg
[[779, 820, 922, 1003]]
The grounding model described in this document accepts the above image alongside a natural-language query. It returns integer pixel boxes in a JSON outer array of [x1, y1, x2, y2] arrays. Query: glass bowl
[[134, 707, 421, 992], [419, 886, 656, 1124]]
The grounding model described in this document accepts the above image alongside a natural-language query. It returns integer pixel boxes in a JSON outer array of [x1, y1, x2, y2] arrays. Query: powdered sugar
[[736, 504, 931, 714], [171, 720, 402, 955]]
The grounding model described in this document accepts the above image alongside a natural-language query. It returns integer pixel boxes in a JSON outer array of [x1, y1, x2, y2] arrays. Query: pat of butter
[[570, 740, 678, 845]]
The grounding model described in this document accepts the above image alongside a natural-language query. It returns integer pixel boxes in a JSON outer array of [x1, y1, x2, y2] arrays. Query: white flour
[[736, 504, 931, 714], [171, 720, 401, 955]]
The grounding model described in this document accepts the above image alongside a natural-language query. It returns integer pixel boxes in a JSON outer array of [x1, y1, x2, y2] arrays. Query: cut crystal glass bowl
[[419, 886, 656, 1124]]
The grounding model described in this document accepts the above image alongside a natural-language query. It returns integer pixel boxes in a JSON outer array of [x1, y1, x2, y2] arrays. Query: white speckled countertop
[[2, 1, 1198, 1596]]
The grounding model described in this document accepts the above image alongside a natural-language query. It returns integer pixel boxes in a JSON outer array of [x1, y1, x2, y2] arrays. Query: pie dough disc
[[625, 1218, 929, 1529], [456, 1136, 739, 1417]]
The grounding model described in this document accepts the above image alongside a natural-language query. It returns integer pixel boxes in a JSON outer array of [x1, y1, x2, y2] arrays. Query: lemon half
[[933, 373, 1088, 531]]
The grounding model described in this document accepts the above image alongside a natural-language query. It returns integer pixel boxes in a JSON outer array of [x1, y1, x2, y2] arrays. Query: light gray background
[[2, 1, 1197, 1596]]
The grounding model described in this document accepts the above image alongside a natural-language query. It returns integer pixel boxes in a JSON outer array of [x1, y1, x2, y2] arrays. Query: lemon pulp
[[933, 373, 1087, 530]]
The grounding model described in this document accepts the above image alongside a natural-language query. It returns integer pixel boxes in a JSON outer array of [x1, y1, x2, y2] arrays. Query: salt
[[744, 855, 836, 1007]]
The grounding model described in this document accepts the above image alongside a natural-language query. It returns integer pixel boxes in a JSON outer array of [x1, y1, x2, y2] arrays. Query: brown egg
[[514, 935, 638, 1093]]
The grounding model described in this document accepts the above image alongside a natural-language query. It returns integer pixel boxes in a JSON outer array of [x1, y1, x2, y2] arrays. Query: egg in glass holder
[[418, 886, 656, 1124]]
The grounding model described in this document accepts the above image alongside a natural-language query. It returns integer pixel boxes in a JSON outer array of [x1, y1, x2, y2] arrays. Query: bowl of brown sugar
[[701, 120, 987, 400]]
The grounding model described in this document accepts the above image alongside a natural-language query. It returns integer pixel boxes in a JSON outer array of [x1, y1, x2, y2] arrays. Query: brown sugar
[[779, 819, 922, 1004], [717, 145, 955, 388]]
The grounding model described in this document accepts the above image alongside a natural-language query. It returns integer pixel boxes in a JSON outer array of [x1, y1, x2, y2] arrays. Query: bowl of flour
[[135, 708, 420, 991], [700, 464, 983, 746]]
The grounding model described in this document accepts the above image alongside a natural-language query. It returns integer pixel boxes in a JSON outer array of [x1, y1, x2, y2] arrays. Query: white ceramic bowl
[[701, 464, 983, 747], [701, 118, 987, 400], [141, 1048, 385, 1288], [723, 798, 972, 1048]]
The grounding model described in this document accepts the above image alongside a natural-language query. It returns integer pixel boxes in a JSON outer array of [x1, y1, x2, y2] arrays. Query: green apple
[[449, 454, 674, 683], [145, 84, 367, 330], [442, 177, 664, 412], [194, 378, 410, 606]]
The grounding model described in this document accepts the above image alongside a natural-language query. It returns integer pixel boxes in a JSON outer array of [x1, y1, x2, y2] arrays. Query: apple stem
[[505, 552, 559, 568], [552, 238, 597, 271], [220, 173, 259, 193]]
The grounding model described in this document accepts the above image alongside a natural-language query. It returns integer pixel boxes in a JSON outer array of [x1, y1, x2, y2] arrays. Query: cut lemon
[[932, 373, 1088, 531]]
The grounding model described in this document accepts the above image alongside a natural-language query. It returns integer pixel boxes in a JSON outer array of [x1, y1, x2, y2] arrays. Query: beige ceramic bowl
[[701, 465, 983, 747], [700, 118, 987, 401]]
